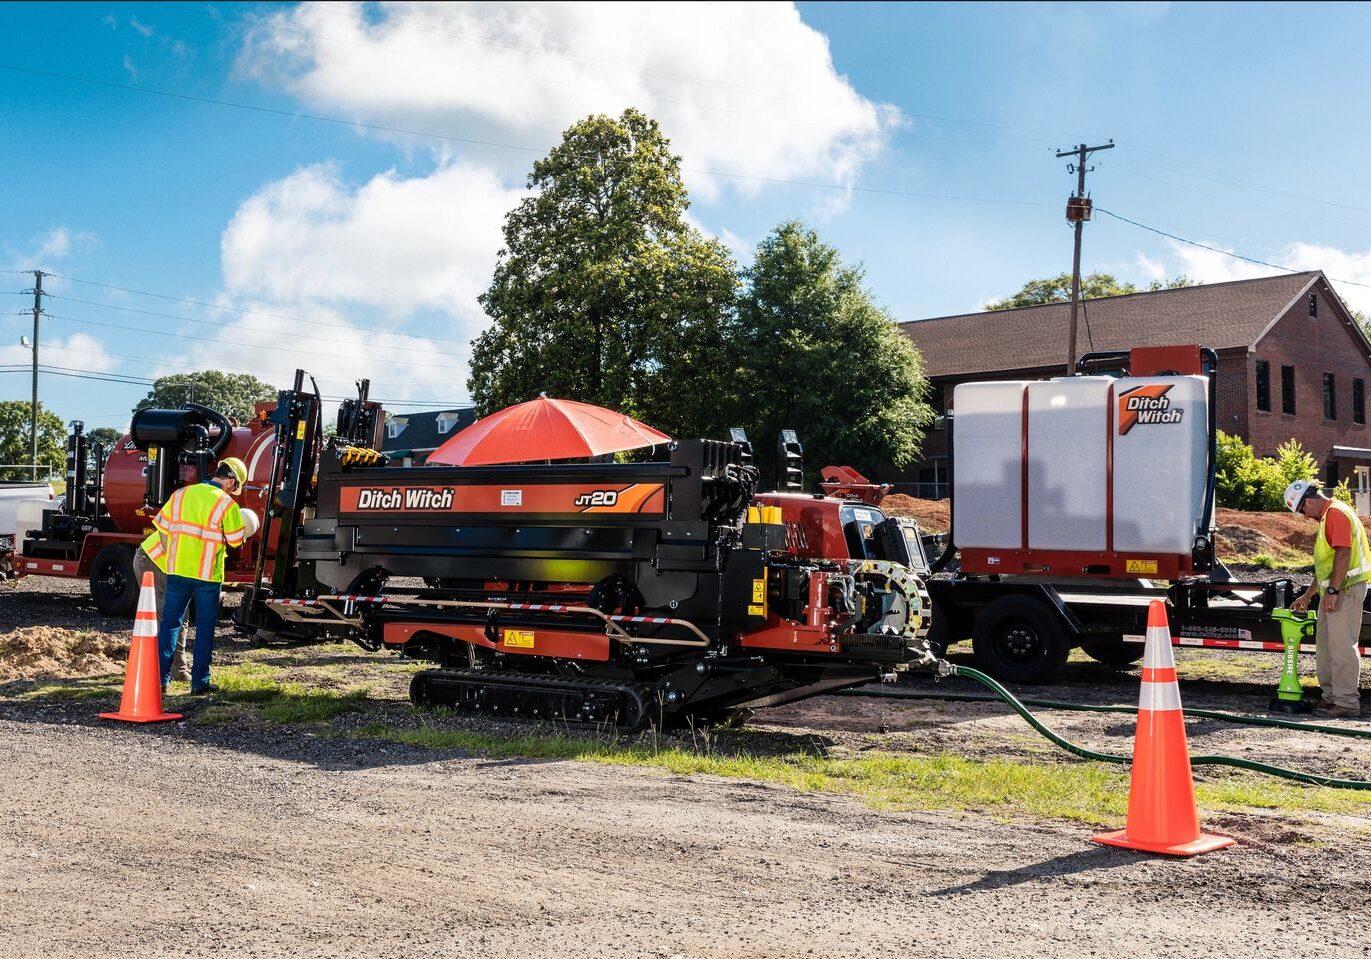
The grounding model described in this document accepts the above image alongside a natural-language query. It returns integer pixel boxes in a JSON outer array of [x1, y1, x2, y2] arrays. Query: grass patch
[[18, 680, 122, 702], [1174, 652, 1281, 682], [196, 663, 370, 725], [351, 723, 1371, 824], [1227, 551, 1309, 571]]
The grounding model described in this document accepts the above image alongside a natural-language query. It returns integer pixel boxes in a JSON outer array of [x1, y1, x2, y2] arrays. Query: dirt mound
[[881, 494, 949, 532], [0, 628, 129, 682], [1215, 508, 1321, 553]]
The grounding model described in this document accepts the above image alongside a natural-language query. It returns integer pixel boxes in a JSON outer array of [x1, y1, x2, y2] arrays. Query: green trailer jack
[[1270, 607, 1315, 714]]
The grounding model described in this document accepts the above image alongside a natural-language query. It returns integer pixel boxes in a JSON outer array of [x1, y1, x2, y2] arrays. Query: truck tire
[[90, 543, 139, 618], [1081, 638, 1144, 667], [971, 595, 1070, 685]]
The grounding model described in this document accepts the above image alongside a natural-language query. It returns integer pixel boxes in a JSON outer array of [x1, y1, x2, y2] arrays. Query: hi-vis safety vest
[[1314, 498, 1371, 593], [141, 482, 246, 583]]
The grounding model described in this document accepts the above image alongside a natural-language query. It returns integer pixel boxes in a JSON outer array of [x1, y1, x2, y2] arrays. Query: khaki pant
[[1316, 580, 1366, 711], [133, 548, 190, 681]]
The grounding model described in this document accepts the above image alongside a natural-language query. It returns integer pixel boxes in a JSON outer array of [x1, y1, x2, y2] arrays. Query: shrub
[[1214, 431, 1318, 511]]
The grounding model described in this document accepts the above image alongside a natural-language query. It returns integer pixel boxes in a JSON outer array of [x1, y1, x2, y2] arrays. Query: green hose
[[837, 666, 1371, 791]]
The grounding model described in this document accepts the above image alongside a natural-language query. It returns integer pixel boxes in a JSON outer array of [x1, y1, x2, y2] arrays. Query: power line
[[44, 293, 475, 361], [43, 272, 476, 347], [0, 363, 467, 407], [1116, 142, 1371, 217], [1102, 161, 1371, 230], [1095, 207, 1371, 291], [41, 311, 474, 377]]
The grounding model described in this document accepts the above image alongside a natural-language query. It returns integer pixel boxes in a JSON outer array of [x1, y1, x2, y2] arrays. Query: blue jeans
[[158, 575, 222, 690]]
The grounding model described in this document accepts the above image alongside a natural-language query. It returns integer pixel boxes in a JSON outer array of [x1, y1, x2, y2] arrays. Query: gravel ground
[[3, 574, 1371, 958]]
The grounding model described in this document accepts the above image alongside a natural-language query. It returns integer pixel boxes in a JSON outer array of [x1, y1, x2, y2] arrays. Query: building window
[[386, 418, 407, 440], [436, 413, 455, 434], [1324, 373, 1337, 420], [1255, 360, 1271, 412], [1355, 378, 1366, 425], [1309, 293, 1318, 317], [1328, 461, 1340, 487], [1281, 365, 1296, 414]]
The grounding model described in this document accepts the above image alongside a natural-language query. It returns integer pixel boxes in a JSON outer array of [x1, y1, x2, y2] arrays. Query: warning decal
[[503, 629, 535, 649]]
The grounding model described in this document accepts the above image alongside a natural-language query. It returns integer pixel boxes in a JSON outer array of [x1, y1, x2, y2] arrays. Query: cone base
[[99, 711, 183, 724], [1091, 829, 1235, 857]]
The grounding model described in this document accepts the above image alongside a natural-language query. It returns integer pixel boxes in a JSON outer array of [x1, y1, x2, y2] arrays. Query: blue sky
[[3, 1, 1371, 430]]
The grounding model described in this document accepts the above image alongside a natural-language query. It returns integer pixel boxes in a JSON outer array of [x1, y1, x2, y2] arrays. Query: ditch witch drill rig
[[237, 372, 938, 729]]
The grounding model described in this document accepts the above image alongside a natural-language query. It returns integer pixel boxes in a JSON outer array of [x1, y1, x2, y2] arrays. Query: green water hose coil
[[836, 666, 1371, 791]]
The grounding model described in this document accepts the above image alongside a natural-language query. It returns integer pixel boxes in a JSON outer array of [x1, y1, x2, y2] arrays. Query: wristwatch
[[1327, 587, 1341, 596]]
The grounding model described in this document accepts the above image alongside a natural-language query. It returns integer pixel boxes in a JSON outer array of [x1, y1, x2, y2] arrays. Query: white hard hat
[[1283, 480, 1317, 514], [239, 508, 261, 539]]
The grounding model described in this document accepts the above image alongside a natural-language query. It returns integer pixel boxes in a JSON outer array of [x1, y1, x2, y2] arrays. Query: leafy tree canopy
[[133, 371, 279, 424], [0, 400, 65, 481], [733, 221, 932, 483], [468, 109, 738, 439], [986, 272, 1195, 311], [87, 426, 125, 450]]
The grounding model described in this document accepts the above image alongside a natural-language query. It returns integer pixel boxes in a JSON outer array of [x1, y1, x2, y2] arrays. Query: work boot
[[1316, 704, 1361, 719], [170, 648, 191, 683]]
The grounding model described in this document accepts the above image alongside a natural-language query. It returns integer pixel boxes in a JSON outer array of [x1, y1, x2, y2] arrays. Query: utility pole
[[29, 270, 43, 477], [1055, 141, 1113, 373]]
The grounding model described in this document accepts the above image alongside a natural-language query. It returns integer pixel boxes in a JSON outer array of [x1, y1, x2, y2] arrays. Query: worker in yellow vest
[[1287, 480, 1369, 718], [141, 457, 252, 694]]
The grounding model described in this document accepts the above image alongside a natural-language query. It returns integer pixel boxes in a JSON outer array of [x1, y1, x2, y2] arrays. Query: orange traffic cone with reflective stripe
[[100, 572, 183, 724], [1092, 600, 1233, 856]]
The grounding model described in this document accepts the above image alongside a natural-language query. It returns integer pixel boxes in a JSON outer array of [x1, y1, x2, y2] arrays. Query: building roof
[[380, 408, 476, 454], [902, 272, 1323, 378]]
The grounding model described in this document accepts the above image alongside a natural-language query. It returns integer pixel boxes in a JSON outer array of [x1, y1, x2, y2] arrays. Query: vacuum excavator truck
[[236, 373, 940, 729]]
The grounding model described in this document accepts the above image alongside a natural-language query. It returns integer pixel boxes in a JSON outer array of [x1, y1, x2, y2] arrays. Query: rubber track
[[411, 669, 658, 732]]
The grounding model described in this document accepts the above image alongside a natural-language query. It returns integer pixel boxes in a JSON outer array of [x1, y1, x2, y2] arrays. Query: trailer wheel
[[1081, 638, 1144, 667], [971, 595, 1070, 684], [90, 543, 139, 618]]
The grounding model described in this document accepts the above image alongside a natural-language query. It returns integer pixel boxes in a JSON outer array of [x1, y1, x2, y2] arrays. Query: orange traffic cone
[[100, 572, 183, 724], [1092, 600, 1233, 856]]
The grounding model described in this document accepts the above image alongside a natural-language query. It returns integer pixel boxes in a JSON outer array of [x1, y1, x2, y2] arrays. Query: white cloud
[[0, 333, 117, 374], [1134, 252, 1165, 283], [221, 160, 523, 326], [1162, 239, 1371, 315], [235, 1, 898, 201], [2, 226, 95, 272], [151, 300, 474, 406]]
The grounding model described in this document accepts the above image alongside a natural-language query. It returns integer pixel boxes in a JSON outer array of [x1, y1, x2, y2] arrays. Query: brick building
[[900, 272, 1371, 512]]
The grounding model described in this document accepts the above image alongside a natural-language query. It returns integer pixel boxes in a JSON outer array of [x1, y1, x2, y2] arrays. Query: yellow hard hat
[[219, 456, 248, 487]]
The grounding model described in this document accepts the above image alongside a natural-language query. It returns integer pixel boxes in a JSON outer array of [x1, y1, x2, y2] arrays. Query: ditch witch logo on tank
[[1117, 384, 1184, 435], [348, 487, 456, 511]]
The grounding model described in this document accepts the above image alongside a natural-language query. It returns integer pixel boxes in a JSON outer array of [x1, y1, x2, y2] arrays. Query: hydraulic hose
[[833, 685, 1371, 740], [838, 666, 1371, 791]]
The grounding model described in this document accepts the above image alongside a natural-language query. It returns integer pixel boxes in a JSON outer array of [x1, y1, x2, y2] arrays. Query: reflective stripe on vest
[[1315, 499, 1371, 591], [149, 484, 243, 582]]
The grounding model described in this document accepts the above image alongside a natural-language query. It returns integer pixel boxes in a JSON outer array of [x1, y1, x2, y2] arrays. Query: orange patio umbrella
[[428, 395, 672, 467]]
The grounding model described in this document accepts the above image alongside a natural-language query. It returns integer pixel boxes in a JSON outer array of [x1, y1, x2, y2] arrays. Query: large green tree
[[87, 426, 125, 451], [468, 109, 738, 439], [133, 371, 278, 423], [0, 400, 65, 481], [733, 222, 932, 483], [986, 272, 1195, 310]]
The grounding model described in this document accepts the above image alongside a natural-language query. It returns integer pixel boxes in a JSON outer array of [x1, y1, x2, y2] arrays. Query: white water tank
[[952, 375, 1209, 558]]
